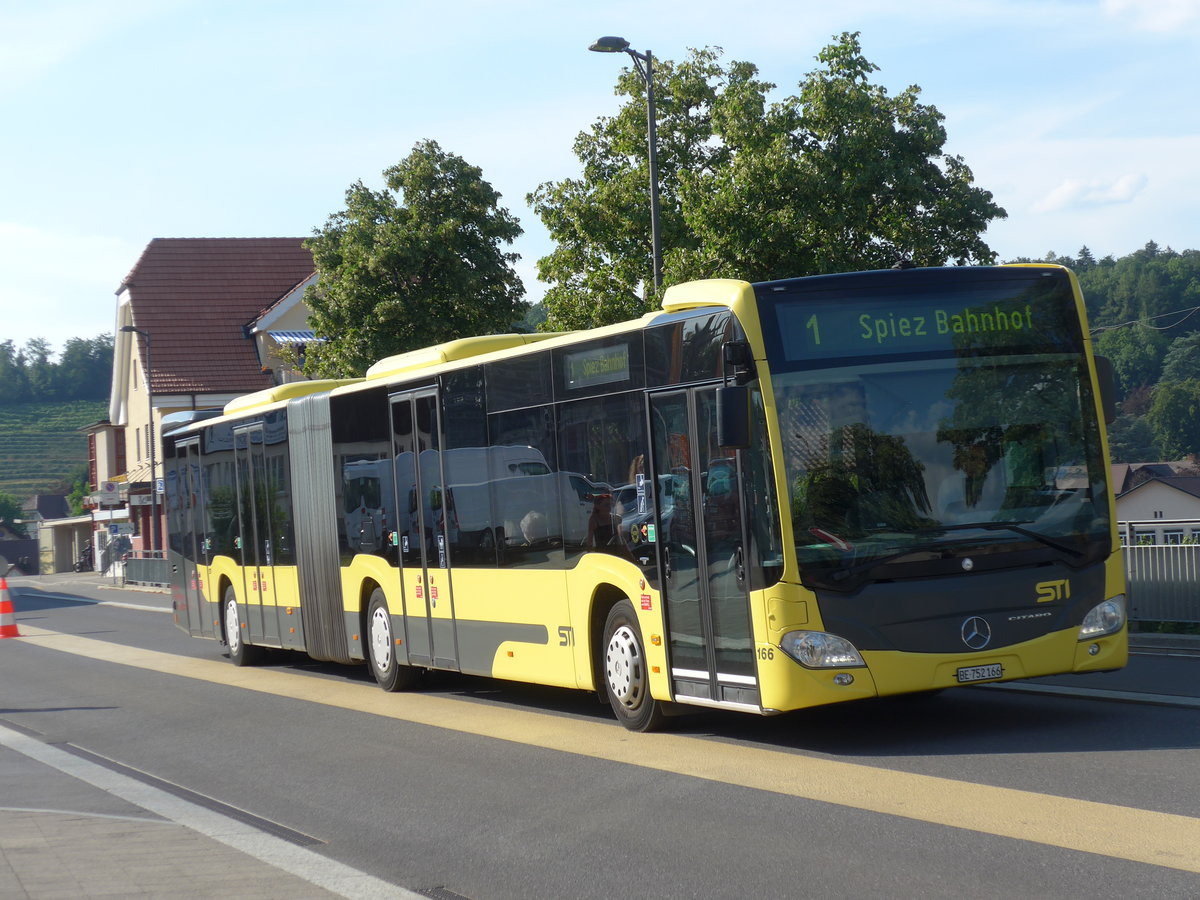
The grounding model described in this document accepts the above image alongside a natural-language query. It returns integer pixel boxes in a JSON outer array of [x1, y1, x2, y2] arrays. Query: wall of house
[[122, 346, 156, 487], [91, 428, 124, 487], [1117, 481, 1200, 521], [1116, 481, 1200, 543], [255, 301, 314, 384], [120, 345, 169, 553]]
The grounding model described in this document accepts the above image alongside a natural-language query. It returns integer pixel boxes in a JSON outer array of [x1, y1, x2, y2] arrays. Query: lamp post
[[121, 325, 157, 553], [589, 35, 663, 292]]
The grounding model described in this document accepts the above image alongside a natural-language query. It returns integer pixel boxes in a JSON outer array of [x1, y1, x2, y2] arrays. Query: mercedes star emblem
[[961, 616, 992, 650]]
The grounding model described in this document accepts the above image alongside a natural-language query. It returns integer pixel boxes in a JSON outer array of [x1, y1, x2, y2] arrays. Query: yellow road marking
[[17, 625, 1200, 874]]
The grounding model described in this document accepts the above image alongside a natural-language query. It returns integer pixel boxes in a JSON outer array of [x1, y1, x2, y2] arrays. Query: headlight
[[1078, 595, 1125, 640], [780, 630, 865, 668]]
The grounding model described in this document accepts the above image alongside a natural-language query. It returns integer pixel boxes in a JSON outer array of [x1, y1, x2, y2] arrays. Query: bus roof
[[222, 378, 361, 416], [365, 333, 568, 381]]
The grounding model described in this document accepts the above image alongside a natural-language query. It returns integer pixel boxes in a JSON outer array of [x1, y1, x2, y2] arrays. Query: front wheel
[[223, 586, 262, 666], [367, 589, 419, 691], [601, 600, 664, 732]]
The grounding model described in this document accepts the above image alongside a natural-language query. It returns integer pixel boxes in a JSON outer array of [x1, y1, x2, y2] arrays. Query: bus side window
[[488, 405, 562, 569]]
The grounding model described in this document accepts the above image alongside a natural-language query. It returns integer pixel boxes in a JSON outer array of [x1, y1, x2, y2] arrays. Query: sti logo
[[1036, 579, 1071, 603]]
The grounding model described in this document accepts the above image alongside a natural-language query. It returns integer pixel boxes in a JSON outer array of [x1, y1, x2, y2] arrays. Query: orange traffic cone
[[0, 576, 20, 638]]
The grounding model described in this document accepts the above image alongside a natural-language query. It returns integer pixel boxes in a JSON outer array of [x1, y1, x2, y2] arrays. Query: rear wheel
[[223, 586, 262, 666], [367, 589, 419, 691], [601, 600, 664, 732]]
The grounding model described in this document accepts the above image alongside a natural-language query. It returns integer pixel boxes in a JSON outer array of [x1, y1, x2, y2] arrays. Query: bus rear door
[[169, 438, 209, 636], [232, 424, 282, 647]]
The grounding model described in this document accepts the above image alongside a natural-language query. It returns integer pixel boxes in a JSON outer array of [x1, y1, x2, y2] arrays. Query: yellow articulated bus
[[165, 265, 1127, 731]]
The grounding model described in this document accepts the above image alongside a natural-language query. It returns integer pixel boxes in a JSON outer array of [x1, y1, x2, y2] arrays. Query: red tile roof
[[120, 238, 314, 394]]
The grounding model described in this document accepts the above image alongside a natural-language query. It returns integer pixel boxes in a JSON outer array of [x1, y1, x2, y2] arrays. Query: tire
[[601, 599, 664, 732], [367, 589, 419, 691], [223, 585, 262, 666]]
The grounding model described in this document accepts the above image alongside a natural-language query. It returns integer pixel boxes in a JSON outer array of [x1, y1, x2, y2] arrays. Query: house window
[[136, 428, 141, 462], [1163, 530, 1184, 545], [1134, 530, 1156, 545]]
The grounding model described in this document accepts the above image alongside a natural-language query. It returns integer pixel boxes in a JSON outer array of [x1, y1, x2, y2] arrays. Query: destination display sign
[[766, 274, 1083, 367], [563, 343, 631, 389]]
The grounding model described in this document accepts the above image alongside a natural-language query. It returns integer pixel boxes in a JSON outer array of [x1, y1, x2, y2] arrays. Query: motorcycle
[[73, 541, 93, 572]]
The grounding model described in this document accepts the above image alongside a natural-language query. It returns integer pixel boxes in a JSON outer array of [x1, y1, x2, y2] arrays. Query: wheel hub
[[605, 625, 643, 708], [370, 607, 392, 674], [225, 600, 240, 652]]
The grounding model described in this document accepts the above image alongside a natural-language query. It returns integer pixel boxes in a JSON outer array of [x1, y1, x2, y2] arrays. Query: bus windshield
[[758, 269, 1111, 590], [773, 355, 1110, 588]]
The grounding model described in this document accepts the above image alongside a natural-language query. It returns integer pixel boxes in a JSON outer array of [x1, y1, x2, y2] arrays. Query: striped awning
[[267, 330, 324, 345]]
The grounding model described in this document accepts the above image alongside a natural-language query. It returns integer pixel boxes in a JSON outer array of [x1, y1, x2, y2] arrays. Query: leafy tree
[[0, 341, 30, 405], [55, 336, 114, 401], [1147, 379, 1200, 459], [58, 464, 91, 516], [528, 47, 737, 329], [0, 492, 26, 538], [1076, 244, 1200, 338], [520, 303, 548, 333], [304, 140, 526, 377], [1094, 326, 1168, 396], [22, 339, 54, 401], [530, 33, 1005, 330], [1160, 332, 1200, 384], [0, 334, 113, 406], [1120, 383, 1155, 417], [1105, 414, 1160, 463]]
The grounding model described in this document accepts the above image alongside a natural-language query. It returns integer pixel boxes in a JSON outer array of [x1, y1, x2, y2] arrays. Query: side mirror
[[723, 340, 755, 385], [1093, 355, 1117, 424], [716, 385, 750, 449]]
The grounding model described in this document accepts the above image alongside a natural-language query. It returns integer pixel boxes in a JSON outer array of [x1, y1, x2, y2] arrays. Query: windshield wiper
[[825, 545, 952, 583], [820, 520, 1084, 586], [915, 521, 1084, 558]]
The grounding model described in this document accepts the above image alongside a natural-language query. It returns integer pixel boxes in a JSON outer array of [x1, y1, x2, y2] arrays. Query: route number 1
[[806, 314, 821, 346]]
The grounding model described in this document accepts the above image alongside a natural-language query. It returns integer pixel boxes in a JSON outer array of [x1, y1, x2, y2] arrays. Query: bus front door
[[233, 425, 281, 647], [390, 389, 459, 671], [649, 388, 759, 710]]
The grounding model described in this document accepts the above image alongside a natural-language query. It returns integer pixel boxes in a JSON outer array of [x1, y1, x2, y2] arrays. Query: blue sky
[[3, 0, 1198, 353]]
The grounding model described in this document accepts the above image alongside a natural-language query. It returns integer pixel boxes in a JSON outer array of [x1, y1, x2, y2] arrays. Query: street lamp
[[121, 324, 157, 554], [589, 35, 663, 292]]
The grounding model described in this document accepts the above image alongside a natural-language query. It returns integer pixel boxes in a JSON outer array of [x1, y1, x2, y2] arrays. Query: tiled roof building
[[104, 237, 316, 555], [116, 237, 314, 395]]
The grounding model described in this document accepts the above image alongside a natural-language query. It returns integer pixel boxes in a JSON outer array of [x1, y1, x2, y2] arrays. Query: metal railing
[[1124, 544, 1200, 624], [122, 549, 170, 588]]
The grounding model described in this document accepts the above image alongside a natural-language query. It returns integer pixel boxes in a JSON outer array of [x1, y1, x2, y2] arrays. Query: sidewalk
[[0, 720, 418, 900], [1, 573, 419, 900]]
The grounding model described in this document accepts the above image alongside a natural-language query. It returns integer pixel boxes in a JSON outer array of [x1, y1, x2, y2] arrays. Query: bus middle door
[[390, 389, 459, 671]]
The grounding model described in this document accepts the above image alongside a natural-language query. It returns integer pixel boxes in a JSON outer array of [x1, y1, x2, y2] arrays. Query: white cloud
[[1032, 173, 1149, 213], [965, 129, 1198, 260]]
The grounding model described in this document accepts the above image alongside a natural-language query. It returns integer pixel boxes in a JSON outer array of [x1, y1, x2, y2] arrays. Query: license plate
[[956, 663, 1003, 683]]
